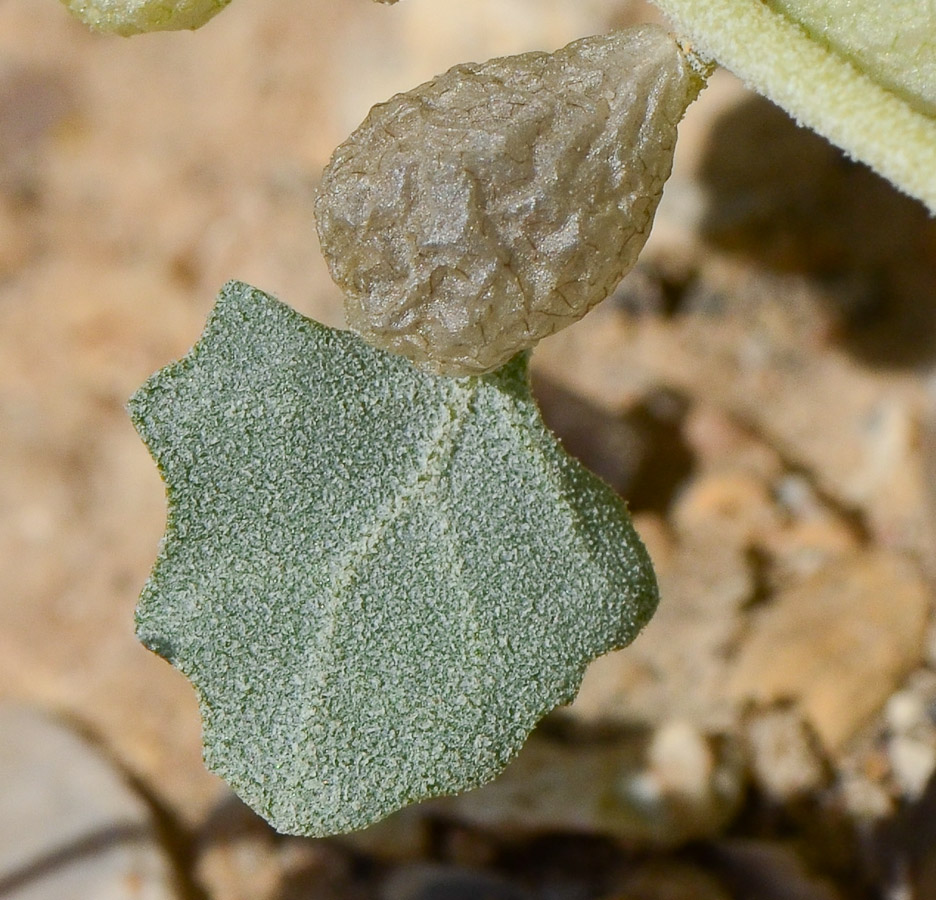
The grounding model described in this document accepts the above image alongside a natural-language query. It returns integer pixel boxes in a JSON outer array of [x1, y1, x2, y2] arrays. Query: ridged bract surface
[[315, 25, 701, 374]]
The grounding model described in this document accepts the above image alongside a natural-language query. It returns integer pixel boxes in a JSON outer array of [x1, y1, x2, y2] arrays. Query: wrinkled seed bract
[[315, 25, 703, 375]]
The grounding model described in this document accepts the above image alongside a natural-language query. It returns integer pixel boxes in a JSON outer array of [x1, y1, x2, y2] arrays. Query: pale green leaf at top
[[62, 0, 398, 33], [766, 0, 936, 118], [651, 0, 936, 213], [130, 281, 658, 836], [61, 0, 232, 34]]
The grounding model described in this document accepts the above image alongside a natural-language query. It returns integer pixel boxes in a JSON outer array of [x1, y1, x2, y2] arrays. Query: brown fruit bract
[[315, 25, 703, 375]]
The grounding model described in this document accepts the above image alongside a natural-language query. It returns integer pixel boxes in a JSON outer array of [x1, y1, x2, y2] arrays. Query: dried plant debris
[[130, 281, 658, 836], [315, 25, 706, 375]]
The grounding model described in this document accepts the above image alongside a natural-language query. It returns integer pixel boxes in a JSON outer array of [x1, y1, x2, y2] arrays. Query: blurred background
[[3, 0, 936, 897]]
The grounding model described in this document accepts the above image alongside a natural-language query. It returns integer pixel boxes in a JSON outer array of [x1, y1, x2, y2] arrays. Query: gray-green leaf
[[130, 280, 658, 836]]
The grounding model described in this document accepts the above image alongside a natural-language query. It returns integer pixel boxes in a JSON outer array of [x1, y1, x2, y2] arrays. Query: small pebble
[[888, 735, 936, 799], [648, 720, 714, 800], [885, 690, 929, 735], [0, 703, 177, 900], [839, 772, 895, 821], [745, 706, 827, 800]]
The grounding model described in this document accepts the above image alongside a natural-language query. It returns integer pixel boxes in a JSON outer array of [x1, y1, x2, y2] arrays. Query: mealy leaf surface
[[130, 281, 658, 836]]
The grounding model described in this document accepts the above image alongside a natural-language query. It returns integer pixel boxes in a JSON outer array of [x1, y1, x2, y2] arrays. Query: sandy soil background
[[3, 1, 936, 897]]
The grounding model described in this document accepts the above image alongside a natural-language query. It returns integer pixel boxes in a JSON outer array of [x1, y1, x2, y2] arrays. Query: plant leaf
[[60, 0, 232, 35], [130, 280, 658, 836], [651, 0, 936, 212], [765, 0, 936, 117]]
